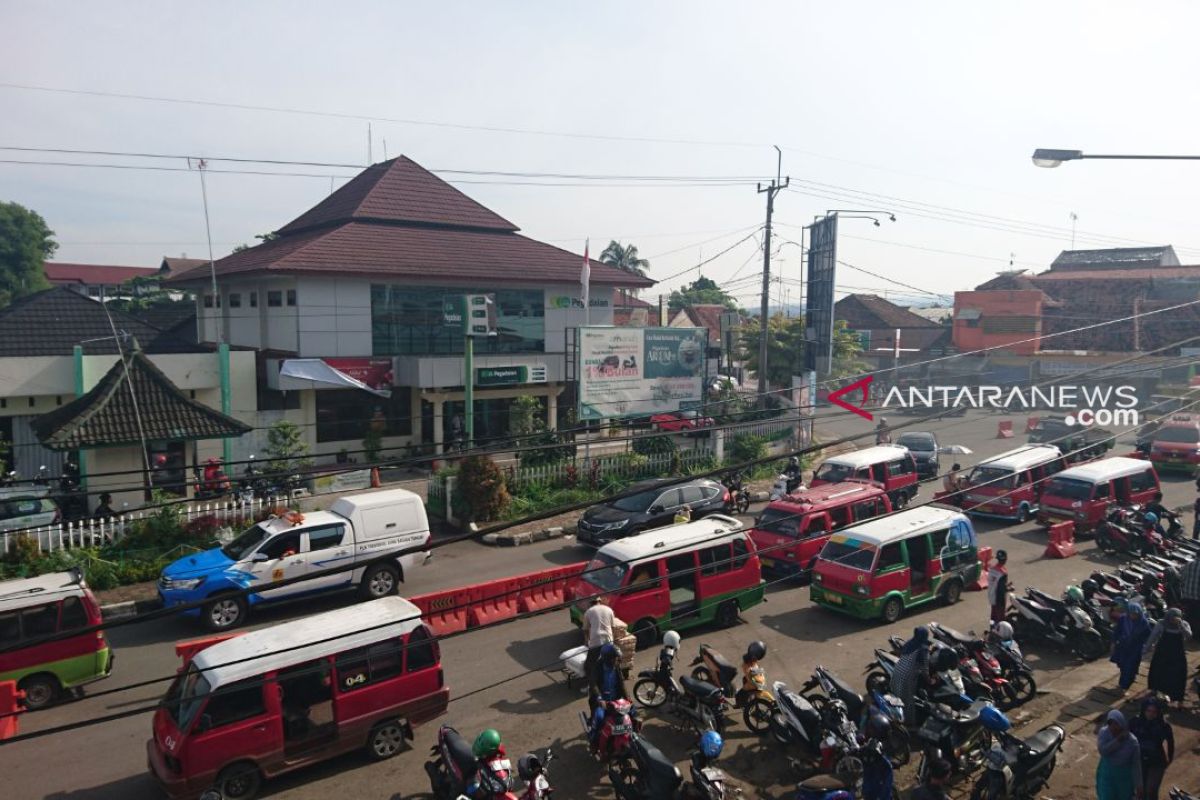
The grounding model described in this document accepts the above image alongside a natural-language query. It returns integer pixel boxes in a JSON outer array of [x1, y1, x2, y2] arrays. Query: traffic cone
[[371, 467, 382, 488]]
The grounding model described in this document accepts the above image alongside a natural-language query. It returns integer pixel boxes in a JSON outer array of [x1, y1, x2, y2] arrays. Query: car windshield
[[897, 434, 935, 452], [1156, 426, 1200, 444], [1045, 477, 1093, 500], [755, 507, 802, 538], [581, 552, 629, 592], [611, 487, 662, 512], [164, 664, 210, 730], [222, 524, 268, 560], [818, 538, 877, 571], [967, 465, 1017, 490], [815, 462, 854, 482]]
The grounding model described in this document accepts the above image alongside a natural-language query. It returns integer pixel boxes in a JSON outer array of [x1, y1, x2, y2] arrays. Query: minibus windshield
[[165, 665, 210, 730], [818, 538, 877, 571], [222, 524, 269, 560], [967, 466, 1016, 490], [581, 552, 629, 593], [814, 462, 854, 483], [1045, 477, 1093, 501], [1155, 426, 1200, 444]]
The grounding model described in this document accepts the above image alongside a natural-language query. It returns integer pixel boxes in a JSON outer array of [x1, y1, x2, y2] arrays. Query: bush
[[729, 433, 768, 465], [519, 429, 576, 468], [633, 432, 676, 457], [457, 455, 510, 522]]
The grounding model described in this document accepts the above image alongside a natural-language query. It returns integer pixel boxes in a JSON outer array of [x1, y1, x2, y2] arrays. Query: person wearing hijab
[[1111, 602, 1152, 694], [1129, 696, 1174, 800], [891, 625, 930, 726], [1143, 608, 1193, 708], [1096, 709, 1142, 800]]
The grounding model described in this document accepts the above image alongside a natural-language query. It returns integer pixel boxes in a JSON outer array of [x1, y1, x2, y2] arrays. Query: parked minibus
[[809, 445, 920, 509], [147, 596, 448, 800], [748, 480, 892, 580], [568, 515, 764, 647], [1037, 456, 1160, 533], [959, 444, 1066, 522], [809, 506, 979, 624], [1149, 414, 1200, 472], [0, 568, 112, 709]]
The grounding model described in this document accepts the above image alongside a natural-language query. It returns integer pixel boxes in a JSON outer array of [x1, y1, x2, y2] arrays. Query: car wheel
[[942, 579, 963, 606], [1017, 504, 1030, 523], [360, 563, 399, 599], [881, 596, 904, 624], [894, 492, 909, 509], [716, 599, 740, 628], [367, 720, 409, 761], [202, 594, 247, 632], [18, 674, 60, 710], [215, 762, 262, 800], [632, 618, 658, 649]]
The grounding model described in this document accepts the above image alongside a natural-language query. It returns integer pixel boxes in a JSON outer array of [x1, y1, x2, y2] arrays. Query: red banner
[[322, 358, 394, 390]]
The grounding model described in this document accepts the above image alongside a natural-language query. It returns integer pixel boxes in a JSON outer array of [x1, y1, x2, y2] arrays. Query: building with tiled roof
[[834, 294, 950, 359], [44, 261, 161, 300], [169, 155, 653, 456]]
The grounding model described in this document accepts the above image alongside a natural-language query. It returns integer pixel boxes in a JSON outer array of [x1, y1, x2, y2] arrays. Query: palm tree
[[599, 240, 650, 278]]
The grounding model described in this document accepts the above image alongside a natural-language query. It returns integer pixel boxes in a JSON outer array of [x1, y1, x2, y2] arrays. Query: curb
[[101, 598, 162, 620], [490, 526, 572, 547]]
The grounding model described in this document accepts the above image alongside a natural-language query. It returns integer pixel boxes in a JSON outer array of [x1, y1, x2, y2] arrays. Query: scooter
[[580, 697, 637, 762], [636, 645, 729, 735], [1008, 591, 1105, 661], [770, 679, 864, 786], [930, 623, 1025, 710], [887, 635, 982, 710], [970, 723, 1065, 800], [516, 751, 555, 800], [690, 644, 739, 701], [425, 724, 516, 800], [863, 686, 910, 766], [607, 733, 684, 799], [913, 697, 998, 783]]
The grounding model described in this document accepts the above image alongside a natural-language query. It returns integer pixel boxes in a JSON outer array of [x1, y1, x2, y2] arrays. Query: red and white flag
[[581, 238, 591, 318]]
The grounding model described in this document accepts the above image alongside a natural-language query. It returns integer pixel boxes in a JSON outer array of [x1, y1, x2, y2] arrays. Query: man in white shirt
[[582, 595, 615, 687]]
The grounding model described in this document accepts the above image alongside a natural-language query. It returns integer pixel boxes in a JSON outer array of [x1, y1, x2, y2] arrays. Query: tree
[[599, 240, 650, 278], [0, 202, 55, 307], [264, 420, 312, 476], [738, 314, 866, 386], [668, 276, 739, 311], [232, 231, 280, 253]]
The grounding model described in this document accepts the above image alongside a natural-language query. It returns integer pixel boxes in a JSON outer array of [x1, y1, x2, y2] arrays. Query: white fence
[[0, 495, 281, 556]]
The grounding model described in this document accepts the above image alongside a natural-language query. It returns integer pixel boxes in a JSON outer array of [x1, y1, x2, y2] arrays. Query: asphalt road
[[6, 409, 1194, 799]]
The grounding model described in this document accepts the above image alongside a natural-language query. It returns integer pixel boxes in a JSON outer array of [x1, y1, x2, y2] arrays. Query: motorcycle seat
[[798, 775, 848, 791], [1021, 726, 1065, 758], [680, 676, 724, 704], [822, 670, 864, 715], [632, 736, 683, 793], [1022, 597, 1054, 614], [936, 624, 976, 646], [700, 646, 738, 690], [875, 649, 898, 666], [442, 728, 479, 777]]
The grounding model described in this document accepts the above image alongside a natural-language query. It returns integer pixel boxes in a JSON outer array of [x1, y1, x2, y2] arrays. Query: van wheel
[[1016, 504, 1030, 523], [942, 579, 963, 606], [202, 594, 247, 632], [716, 599, 740, 628], [215, 762, 262, 800], [894, 492, 909, 509], [361, 564, 399, 599], [367, 720, 409, 761], [632, 618, 658, 649], [18, 673, 60, 710], [881, 596, 903, 624]]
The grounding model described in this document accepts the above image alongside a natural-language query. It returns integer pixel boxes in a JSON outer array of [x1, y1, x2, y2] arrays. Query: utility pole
[[757, 146, 790, 398]]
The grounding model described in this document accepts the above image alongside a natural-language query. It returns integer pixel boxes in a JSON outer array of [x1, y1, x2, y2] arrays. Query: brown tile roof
[[170, 221, 652, 287], [277, 156, 518, 235], [160, 256, 207, 276], [0, 287, 208, 357], [835, 294, 943, 330], [32, 351, 250, 450], [678, 304, 734, 343], [1033, 265, 1200, 280], [44, 262, 158, 285]]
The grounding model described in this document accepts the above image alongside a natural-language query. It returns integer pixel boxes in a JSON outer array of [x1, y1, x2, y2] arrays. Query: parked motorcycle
[[770, 679, 864, 787], [806, 663, 910, 769], [1008, 590, 1105, 661], [607, 733, 683, 799], [1096, 507, 1166, 557], [886, 635, 982, 710], [735, 641, 776, 734], [516, 751, 555, 800], [722, 472, 751, 515], [930, 623, 1029, 710], [793, 741, 894, 800], [914, 698, 1000, 783], [969, 720, 1065, 800], [635, 638, 730, 735], [580, 697, 637, 761]]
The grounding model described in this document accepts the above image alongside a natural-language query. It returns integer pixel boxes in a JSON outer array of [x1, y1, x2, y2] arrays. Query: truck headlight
[[163, 576, 206, 591]]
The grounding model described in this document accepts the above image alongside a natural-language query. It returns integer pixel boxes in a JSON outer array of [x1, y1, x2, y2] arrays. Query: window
[[202, 680, 266, 730], [1130, 469, 1157, 492], [887, 458, 913, 477], [828, 505, 852, 530], [203, 295, 214, 308], [286, 289, 297, 307], [315, 387, 412, 443], [259, 532, 302, 560], [371, 284, 545, 356], [307, 525, 345, 552], [801, 514, 829, 538], [267, 290, 282, 307], [405, 626, 437, 672], [654, 489, 682, 510], [732, 537, 750, 569], [257, 386, 301, 411], [876, 542, 905, 573], [754, 507, 800, 538], [1094, 481, 1111, 500], [60, 596, 89, 631], [699, 543, 731, 576], [852, 499, 883, 522], [336, 639, 405, 691], [0, 611, 19, 646], [21, 603, 59, 638], [249, 292, 258, 308], [681, 486, 706, 506], [228, 293, 241, 308]]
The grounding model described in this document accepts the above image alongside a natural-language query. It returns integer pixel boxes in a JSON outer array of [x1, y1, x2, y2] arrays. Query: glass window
[[371, 285, 545, 356], [814, 462, 854, 483], [228, 293, 241, 308], [249, 292, 258, 308], [259, 532, 302, 560], [0, 611, 20, 646], [203, 294, 214, 308], [21, 603, 59, 638], [887, 459, 912, 477], [336, 639, 404, 691], [1046, 477, 1095, 500], [60, 596, 89, 631], [223, 524, 268, 560], [286, 289, 297, 307], [1130, 469, 1157, 491], [612, 487, 661, 512], [877, 542, 905, 572], [818, 538, 877, 571], [1095, 481, 1111, 499], [316, 388, 412, 443], [681, 486, 705, 505], [801, 514, 829, 538], [202, 680, 265, 729], [699, 544, 731, 576], [655, 489, 682, 509], [754, 507, 800, 538], [406, 626, 437, 672], [731, 537, 750, 568], [165, 667, 209, 730], [308, 525, 346, 552], [828, 505, 851, 530], [581, 552, 628, 592], [968, 466, 1017, 490], [267, 290, 282, 307]]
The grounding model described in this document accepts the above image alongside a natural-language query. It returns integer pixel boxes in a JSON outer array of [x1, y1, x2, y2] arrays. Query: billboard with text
[[577, 327, 708, 421]]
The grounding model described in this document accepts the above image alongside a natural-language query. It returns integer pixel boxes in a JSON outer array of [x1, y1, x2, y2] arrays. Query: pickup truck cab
[[159, 489, 431, 631]]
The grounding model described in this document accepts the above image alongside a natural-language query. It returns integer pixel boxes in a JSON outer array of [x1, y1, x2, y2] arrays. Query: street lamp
[[820, 209, 898, 227], [1032, 148, 1200, 168]]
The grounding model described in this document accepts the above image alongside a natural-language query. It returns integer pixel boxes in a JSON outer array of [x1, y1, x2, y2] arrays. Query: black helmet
[[863, 709, 890, 740], [933, 647, 959, 672], [1081, 578, 1099, 597], [517, 754, 543, 782], [995, 549, 1008, 564], [1090, 571, 1106, 586], [744, 641, 767, 663]]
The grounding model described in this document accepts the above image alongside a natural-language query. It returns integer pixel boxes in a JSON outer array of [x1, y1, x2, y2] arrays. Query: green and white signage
[[577, 327, 708, 421]]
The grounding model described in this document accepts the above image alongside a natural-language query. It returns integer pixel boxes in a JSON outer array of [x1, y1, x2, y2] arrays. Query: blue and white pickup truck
[[158, 488, 431, 630]]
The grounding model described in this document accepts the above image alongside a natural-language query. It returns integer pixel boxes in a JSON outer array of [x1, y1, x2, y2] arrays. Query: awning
[[955, 308, 982, 321], [279, 359, 392, 398]]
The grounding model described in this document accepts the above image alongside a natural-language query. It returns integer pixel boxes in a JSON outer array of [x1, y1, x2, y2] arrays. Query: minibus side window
[[875, 542, 905, 574], [828, 505, 851, 530], [201, 680, 266, 730], [700, 543, 732, 576], [731, 537, 750, 569], [60, 596, 89, 631], [21, 603, 58, 639], [1094, 481, 1111, 501], [336, 639, 404, 691], [626, 561, 661, 593], [1130, 469, 1156, 492], [405, 627, 437, 672], [0, 611, 18, 646]]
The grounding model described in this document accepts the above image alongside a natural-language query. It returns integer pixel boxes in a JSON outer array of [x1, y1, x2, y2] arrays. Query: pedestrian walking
[[1143, 608, 1193, 709], [581, 595, 614, 690], [1181, 557, 1200, 628], [987, 549, 1012, 625], [1129, 695, 1174, 800], [1111, 602, 1152, 695], [891, 625, 930, 726], [1096, 709, 1143, 800]]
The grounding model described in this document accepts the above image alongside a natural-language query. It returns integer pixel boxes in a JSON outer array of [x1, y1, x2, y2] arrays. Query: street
[[6, 409, 1198, 799]]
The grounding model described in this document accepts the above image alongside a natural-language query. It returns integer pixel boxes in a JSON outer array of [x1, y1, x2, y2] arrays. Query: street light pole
[[1032, 148, 1200, 167], [757, 146, 790, 398]]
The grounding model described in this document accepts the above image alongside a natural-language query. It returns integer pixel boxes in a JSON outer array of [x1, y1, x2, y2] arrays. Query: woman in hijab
[[1129, 695, 1174, 800], [1096, 709, 1142, 800], [1111, 602, 1152, 694], [891, 625, 930, 726], [1143, 607, 1193, 709]]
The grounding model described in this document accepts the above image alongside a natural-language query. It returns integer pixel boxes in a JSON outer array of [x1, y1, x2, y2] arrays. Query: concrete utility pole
[[757, 146, 790, 398]]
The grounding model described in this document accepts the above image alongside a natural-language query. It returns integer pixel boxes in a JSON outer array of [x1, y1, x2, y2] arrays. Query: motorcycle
[[690, 644, 739, 701], [516, 751, 555, 800], [863, 685, 910, 766], [886, 635, 982, 710], [425, 725, 516, 800], [580, 697, 637, 761], [930, 623, 1030, 710], [1096, 507, 1167, 557], [807, 664, 910, 769], [635, 642, 729, 735], [722, 473, 751, 515], [1008, 590, 1105, 661], [607, 733, 684, 799], [969, 723, 1065, 800], [770, 679, 865, 787], [913, 697, 998, 782]]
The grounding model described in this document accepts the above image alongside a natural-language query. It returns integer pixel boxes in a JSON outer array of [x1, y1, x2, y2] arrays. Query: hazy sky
[[6, 1, 1200, 308]]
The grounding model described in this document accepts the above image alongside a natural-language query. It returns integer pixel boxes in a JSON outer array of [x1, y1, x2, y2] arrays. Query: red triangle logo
[[828, 375, 874, 420]]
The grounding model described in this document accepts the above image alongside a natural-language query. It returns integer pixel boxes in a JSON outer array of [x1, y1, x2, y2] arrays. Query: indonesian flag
[[581, 238, 591, 312]]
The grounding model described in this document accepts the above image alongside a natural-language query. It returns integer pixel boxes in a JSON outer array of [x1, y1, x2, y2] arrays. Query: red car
[[651, 411, 715, 434]]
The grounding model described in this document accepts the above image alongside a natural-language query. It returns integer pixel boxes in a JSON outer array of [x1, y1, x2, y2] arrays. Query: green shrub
[[457, 455, 510, 522], [729, 433, 768, 465], [633, 432, 676, 457]]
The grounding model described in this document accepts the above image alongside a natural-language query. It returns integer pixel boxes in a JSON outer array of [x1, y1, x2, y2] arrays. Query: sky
[[6, 0, 1200, 310]]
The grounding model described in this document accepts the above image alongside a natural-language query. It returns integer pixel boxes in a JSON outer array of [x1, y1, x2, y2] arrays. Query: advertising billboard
[[577, 327, 708, 421], [805, 214, 838, 372]]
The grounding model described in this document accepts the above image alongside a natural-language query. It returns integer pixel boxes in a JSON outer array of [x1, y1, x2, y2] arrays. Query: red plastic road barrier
[[970, 546, 993, 591], [1044, 521, 1077, 559], [409, 587, 475, 636], [0, 681, 23, 741], [175, 633, 242, 664], [517, 563, 587, 613], [1026, 416, 1040, 433], [996, 421, 1014, 439], [466, 577, 521, 627], [411, 562, 588, 636]]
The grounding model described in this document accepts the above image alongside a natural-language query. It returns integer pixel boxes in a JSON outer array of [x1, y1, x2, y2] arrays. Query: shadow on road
[[43, 773, 160, 800], [505, 629, 582, 672], [538, 543, 591, 566]]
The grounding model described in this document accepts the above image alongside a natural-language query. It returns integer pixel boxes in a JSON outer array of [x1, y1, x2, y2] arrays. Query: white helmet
[[993, 621, 1014, 640], [663, 630, 681, 649]]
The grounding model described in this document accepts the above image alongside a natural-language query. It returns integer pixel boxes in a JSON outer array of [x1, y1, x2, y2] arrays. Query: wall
[[953, 290, 1043, 356], [295, 277, 372, 357], [0, 356, 75, 400], [544, 284, 614, 353]]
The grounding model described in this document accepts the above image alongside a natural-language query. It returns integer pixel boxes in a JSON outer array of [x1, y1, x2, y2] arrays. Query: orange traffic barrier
[[1044, 521, 1077, 559], [0, 681, 24, 741], [467, 577, 521, 627], [1026, 416, 1040, 433], [970, 546, 993, 591], [996, 420, 1014, 439], [174, 633, 242, 664], [409, 586, 475, 636], [516, 563, 588, 613]]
